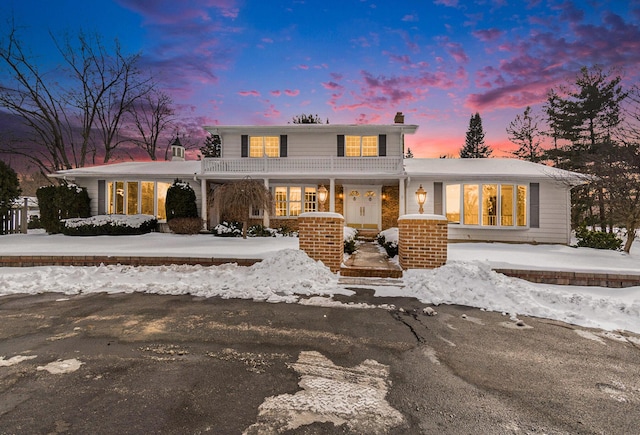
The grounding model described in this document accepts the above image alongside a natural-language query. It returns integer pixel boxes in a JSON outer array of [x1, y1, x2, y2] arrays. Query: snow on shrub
[[62, 214, 157, 236], [212, 221, 297, 238], [377, 227, 398, 257], [344, 226, 358, 254]]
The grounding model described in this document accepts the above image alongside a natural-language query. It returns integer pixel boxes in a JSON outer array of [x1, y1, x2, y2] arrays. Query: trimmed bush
[[213, 221, 243, 237], [62, 214, 157, 236], [575, 226, 622, 251], [168, 217, 204, 234], [377, 233, 398, 258], [37, 184, 91, 234], [165, 179, 198, 220], [344, 227, 358, 254]]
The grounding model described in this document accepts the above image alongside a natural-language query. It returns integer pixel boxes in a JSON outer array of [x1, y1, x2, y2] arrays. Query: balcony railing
[[201, 156, 404, 175]]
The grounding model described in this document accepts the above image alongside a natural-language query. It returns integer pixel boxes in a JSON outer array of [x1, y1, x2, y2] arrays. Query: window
[[445, 183, 528, 227], [274, 185, 317, 217], [346, 135, 378, 157], [106, 181, 172, 221], [250, 136, 279, 157]]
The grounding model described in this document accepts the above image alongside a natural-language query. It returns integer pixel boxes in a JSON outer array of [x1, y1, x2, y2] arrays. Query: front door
[[344, 185, 381, 230]]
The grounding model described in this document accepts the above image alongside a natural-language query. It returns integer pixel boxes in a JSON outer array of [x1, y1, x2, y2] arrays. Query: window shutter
[[378, 134, 387, 156], [434, 182, 443, 215], [98, 180, 106, 215], [337, 135, 345, 157], [280, 135, 287, 157], [530, 183, 540, 228], [241, 135, 248, 157]]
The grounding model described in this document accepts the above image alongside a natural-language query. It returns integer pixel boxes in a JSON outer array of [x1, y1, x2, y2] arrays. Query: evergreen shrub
[[36, 184, 90, 234], [165, 179, 198, 220], [62, 214, 157, 236], [575, 226, 622, 251], [377, 234, 398, 257]]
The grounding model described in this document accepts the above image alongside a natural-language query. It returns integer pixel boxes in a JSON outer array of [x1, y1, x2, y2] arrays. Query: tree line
[[460, 66, 640, 252]]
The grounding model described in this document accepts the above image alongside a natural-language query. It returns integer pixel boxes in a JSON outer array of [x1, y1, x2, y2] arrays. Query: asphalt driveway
[[1, 291, 638, 434]]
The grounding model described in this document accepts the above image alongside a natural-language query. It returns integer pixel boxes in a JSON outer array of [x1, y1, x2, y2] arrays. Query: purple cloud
[[284, 89, 300, 97], [472, 28, 504, 42], [238, 90, 260, 97]]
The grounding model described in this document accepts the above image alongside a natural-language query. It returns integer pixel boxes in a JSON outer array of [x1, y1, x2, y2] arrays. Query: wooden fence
[[1, 198, 28, 235]]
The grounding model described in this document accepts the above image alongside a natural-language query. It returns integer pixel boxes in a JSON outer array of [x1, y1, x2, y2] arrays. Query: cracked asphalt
[[1, 290, 639, 434]]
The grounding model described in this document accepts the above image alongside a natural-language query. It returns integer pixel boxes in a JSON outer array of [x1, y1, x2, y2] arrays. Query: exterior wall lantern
[[416, 184, 427, 214], [318, 185, 328, 212]]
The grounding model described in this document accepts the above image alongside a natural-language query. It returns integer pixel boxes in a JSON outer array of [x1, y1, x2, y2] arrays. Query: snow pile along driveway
[[403, 262, 640, 333]]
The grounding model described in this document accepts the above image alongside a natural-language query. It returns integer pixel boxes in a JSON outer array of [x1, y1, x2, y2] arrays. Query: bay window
[[445, 183, 528, 227], [106, 180, 173, 221]]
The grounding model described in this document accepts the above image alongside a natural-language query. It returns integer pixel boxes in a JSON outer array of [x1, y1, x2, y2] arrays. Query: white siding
[[405, 180, 572, 245], [220, 131, 403, 158], [74, 176, 202, 221]]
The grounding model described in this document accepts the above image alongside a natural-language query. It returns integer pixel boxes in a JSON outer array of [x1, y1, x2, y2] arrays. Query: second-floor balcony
[[202, 156, 404, 175]]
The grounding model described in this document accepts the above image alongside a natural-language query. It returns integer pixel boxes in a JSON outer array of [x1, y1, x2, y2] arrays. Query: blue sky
[[3, 0, 640, 159]]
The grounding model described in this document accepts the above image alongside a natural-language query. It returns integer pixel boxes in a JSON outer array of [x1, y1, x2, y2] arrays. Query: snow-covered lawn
[[0, 230, 639, 334]]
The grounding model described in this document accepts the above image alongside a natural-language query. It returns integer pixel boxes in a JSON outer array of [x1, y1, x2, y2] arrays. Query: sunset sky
[[2, 0, 640, 159]]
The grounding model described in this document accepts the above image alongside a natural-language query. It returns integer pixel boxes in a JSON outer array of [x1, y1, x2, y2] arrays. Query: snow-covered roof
[[404, 158, 586, 184], [205, 123, 419, 135], [50, 161, 201, 179]]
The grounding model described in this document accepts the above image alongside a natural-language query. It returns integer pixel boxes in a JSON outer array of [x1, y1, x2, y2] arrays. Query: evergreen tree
[[0, 161, 21, 214], [460, 113, 492, 158], [545, 66, 627, 230], [200, 133, 222, 158], [507, 106, 544, 162], [291, 114, 328, 124]]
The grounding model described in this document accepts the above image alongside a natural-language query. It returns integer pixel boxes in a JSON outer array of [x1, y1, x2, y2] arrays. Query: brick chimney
[[394, 112, 405, 124]]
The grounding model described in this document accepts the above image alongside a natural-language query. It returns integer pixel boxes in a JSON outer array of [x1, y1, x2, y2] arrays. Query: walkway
[[340, 242, 403, 279]]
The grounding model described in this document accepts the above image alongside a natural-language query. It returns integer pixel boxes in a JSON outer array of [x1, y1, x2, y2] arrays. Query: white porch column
[[200, 179, 208, 230], [263, 178, 270, 227], [399, 178, 406, 216], [329, 178, 335, 212]]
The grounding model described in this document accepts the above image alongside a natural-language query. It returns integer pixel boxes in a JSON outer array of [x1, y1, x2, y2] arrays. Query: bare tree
[[213, 177, 273, 239], [507, 106, 544, 162], [0, 22, 152, 171], [128, 89, 174, 160]]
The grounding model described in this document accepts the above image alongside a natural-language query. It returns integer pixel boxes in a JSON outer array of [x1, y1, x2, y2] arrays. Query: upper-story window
[[346, 135, 378, 157], [250, 136, 280, 157]]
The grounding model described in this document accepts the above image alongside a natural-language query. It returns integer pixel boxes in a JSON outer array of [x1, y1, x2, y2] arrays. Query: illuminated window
[[127, 182, 138, 215], [274, 186, 317, 217], [141, 182, 155, 215], [156, 182, 170, 221], [445, 183, 528, 227], [345, 135, 378, 157], [115, 181, 124, 214], [107, 182, 114, 214], [463, 184, 479, 225], [517, 185, 527, 226], [250, 136, 279, 157], [445, 184, 460, 223], [482, 184, 497, 226]]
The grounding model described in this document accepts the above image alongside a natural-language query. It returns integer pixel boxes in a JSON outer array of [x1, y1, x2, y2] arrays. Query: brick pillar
[[298, 212, 344, 273], [398, 214, 448, 270]]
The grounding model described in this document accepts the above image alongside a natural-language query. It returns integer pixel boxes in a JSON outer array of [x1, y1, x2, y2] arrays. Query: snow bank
[[403, 262, 640, 333]]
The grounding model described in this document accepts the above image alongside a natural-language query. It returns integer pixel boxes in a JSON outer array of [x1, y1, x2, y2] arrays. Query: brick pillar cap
[[398, 213, 448, 221], [299, 212, 344, 219]]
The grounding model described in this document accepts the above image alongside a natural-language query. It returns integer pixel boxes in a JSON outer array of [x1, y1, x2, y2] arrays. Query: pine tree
[[0, 161, 21, 214], [200, 134, 222, 158], [507, 106, 544, 162], [291, 114, 327, 124], [460, 113, 492, 158]]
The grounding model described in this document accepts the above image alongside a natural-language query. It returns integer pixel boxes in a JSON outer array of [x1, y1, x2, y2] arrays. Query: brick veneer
[[298, 212, 344, 273], [398, 214, 448, 270]]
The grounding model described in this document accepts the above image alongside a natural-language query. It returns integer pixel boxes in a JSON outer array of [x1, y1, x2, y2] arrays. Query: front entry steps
[[340, 241, 403, 279]]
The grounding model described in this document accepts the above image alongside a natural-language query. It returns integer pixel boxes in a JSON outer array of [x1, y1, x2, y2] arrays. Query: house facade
[[52, 114, 582, 244]]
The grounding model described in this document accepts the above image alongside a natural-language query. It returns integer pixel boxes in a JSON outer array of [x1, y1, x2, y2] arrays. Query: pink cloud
[[402, 14, 418, 22], [445, 42, 469, 64], [270, 90, 281, 97], [434, 0, 459, 7], [262, 104, 281, 118], [238, 90, 260, 97], [472, 28, 504, 42], [284, 89, 300, 97], [321, 81, 344, 91], [297, 64, 309, 70]]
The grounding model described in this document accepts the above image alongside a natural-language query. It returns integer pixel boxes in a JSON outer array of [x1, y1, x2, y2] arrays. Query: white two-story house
[[52, 113, 583, 244]]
